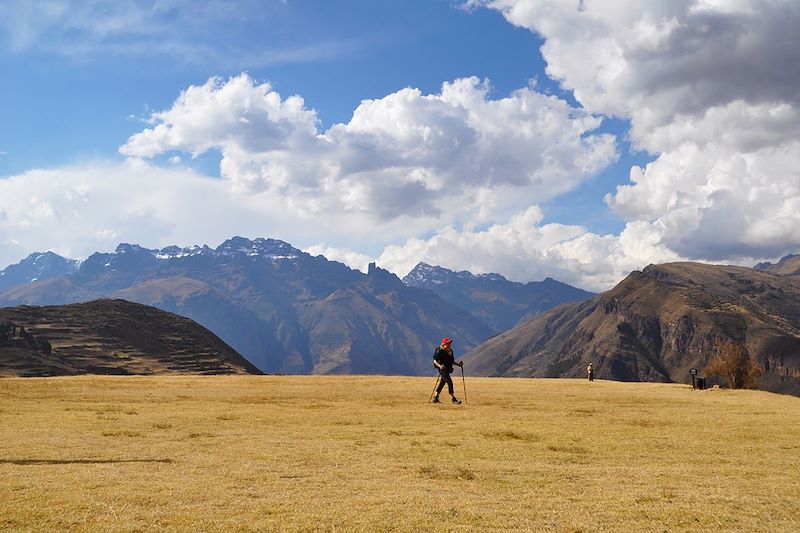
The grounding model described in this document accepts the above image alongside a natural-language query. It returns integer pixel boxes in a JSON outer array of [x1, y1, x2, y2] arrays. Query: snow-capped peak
[[215, 236, 301, 261], [154, 244, 212, 260], [0, 251, 80, 291], [403, 262, 509, 286]]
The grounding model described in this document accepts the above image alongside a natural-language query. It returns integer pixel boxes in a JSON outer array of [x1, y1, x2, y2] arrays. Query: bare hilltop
[[0, 299, 260, 377]]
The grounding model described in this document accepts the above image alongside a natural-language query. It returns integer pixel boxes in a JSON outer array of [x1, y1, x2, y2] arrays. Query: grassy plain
[[1, 375, 799, 532]]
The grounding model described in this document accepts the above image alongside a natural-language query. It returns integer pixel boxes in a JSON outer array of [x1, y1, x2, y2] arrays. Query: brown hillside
[[0, 299, 261, 377], [464, 262, 800, 395]]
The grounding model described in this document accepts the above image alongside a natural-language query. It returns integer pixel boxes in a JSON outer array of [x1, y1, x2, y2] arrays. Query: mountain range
[[0, 237, 588, 375], [0, 299, 259, 377], [464, 261, 800, 395], [6, 239, 796, 394], [403, 262, 593, 331]]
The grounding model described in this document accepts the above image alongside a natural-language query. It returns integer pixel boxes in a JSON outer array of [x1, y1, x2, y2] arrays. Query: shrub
[[704, 340, 764, 389]]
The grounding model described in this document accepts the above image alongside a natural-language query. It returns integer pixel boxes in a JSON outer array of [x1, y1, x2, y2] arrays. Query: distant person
[[432, 337, 463, 404], [587, 362, 594, 382]]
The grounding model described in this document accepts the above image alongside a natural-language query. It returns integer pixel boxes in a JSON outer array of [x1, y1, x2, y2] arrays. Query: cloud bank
[[0, 160, 277, 263], [474, 0, 800, 263], [0, 158, 455, 269], [377, 206, 681, 291]]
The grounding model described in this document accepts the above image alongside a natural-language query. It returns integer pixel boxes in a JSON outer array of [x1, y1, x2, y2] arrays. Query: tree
[[704, 339, 764, 389]]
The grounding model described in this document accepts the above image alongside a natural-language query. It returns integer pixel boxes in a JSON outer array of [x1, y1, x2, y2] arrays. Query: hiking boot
[[431, 397, 441, 403], [452, 397, 462, 405]]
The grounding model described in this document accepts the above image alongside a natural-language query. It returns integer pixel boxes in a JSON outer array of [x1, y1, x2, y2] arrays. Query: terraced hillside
[[0, 299, 260, 377]]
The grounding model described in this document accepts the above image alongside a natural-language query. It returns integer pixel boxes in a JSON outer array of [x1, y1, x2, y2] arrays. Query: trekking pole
[[460, 364, 467, 405], [429, 373, 441, 403]]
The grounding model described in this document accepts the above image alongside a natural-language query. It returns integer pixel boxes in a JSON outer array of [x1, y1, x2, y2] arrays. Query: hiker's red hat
[[441, 337, 453, 345]]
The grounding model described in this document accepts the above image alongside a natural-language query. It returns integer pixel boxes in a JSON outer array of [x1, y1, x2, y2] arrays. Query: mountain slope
[[464, 262, 800, 395], [403, 262, 593, 331], [0, 299, 260, 376], [755, 254, 800, 277], [302, 264, 494, 374], [0, 252, 80, 292], [110, 276, 297, 373]]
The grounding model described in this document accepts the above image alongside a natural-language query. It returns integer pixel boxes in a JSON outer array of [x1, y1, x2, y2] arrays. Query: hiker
[[587, 362, 594, 381], [432, 337, 463, 404]]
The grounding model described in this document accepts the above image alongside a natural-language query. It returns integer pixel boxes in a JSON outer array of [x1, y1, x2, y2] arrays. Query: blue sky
[[1, 2, 550, 173], [1, 1, 798, 291]]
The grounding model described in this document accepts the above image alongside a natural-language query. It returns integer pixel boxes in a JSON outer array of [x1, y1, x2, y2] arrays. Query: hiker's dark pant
[[436, 371, 454, 395]]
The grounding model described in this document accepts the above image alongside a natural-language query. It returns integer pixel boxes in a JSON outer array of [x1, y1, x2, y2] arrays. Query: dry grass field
[[1, 375, 799, 532]]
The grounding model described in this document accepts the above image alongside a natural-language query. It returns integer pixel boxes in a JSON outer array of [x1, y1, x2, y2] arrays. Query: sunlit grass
[[1, 376, 799, 531]]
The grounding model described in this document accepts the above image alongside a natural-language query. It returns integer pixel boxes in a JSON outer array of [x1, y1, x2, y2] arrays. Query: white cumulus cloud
[[1, 157, 498, 271], [482, 0, 800, 140], [477, 0, 800, 265], [120, 73, 617, 224], [0, 159, 351, 269], [304, 244, 373, 274], [376, 206, 683, 292]]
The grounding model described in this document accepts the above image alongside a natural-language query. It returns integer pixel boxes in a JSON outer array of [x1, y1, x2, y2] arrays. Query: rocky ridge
[[403, 262, 593, 331], [0, 252, 81, 292]]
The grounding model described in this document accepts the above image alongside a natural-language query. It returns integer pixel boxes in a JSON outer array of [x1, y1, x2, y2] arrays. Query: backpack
[[433, 346, 446, 370]]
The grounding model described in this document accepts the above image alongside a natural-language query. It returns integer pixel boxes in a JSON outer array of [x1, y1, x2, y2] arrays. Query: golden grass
[[1, 375, 799, 532]]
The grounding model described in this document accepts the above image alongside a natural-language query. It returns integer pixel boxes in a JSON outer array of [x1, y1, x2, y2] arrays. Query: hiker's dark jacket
[[433, 347, 456, 374]]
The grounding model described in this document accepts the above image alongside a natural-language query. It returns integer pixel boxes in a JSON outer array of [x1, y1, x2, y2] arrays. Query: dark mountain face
[[402, 262, 593, 332], [0, 238, 493, 375], [0, 252, 80, 292], [755, 253, 800, 277], [302, 264, 494, 374], [0, 299, 260, 377], [464, 262, 800, 396]]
